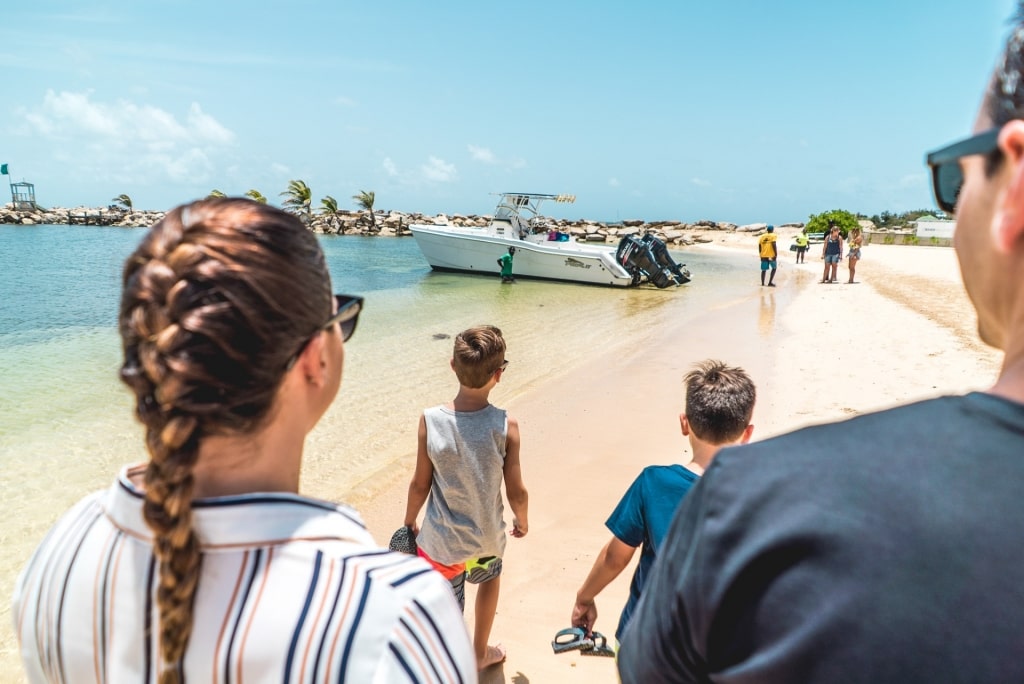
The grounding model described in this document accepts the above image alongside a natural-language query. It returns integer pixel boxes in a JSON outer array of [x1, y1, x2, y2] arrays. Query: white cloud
[[421, 156, 457, 183], [900, 172, 926, 188], [334, 96, 357, 107], [468, 144, 496, 164], [691, 177, 711, 187], [608, 177, 620, 187], [383, 157, 398, 177], [271, 162, 291, 175], [836, 176, 862, 194], [467, 144, 525, 170], [19, 89, 236, 186]]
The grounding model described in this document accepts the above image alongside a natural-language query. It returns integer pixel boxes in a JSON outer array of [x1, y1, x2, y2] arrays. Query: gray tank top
[[417, 404, 508, 564]]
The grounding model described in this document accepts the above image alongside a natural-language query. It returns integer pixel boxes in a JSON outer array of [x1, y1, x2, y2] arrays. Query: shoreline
[[0, 239, 997, 682], [1, 204, 930, 252], [357, 243, 1000, 683]]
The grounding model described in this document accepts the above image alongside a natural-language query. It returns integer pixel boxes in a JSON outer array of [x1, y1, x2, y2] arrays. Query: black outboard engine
[[641, 234, 691, 285], [616, 235, 677, 288]]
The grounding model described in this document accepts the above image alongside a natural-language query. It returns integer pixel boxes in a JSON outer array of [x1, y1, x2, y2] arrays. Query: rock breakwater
[[0, 204, 804, 247]]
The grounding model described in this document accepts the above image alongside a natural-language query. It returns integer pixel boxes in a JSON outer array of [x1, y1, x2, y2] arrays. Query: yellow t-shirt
[[758, 232, 777, 258], [794, 233, 808, 248]]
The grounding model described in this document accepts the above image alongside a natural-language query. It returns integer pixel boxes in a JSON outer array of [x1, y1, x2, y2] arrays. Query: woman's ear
[[295, 332, 328, 387]]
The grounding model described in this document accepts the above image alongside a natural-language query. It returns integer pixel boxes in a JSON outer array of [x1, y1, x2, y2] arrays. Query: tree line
[[110, 183, 378, 229]]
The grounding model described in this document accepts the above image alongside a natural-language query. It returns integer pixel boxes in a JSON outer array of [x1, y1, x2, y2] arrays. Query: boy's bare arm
[[572, 536, 637, 635], [403, 414, 434, 533], [503, 416, 529, 537]]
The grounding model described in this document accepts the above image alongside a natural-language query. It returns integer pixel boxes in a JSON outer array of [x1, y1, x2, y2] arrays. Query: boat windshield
[[492, 193, 575, 231]]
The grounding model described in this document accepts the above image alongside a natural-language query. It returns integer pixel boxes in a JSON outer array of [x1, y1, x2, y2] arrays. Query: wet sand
[[358, 241, 1002, 683]]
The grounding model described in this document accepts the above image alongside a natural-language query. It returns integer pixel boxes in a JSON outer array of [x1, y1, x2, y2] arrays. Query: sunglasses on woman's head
[[926, 128, 1001, 213], [285, 294, 364, 370]]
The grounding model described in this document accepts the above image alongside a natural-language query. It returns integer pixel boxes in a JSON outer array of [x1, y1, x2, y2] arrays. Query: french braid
[[118, 199, 331, 682]]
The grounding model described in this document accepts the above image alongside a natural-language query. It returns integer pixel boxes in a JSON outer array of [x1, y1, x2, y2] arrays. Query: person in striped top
[[12, 199, 476, 683]]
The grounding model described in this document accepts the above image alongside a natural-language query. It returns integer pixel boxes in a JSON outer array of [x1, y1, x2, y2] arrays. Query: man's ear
[[996, 120, 1024, 252], [679, 414, 690, 436], [739, 424, 754, 444]]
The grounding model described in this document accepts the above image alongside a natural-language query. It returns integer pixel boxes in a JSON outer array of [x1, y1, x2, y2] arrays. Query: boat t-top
[[409, 192, 690, 288]]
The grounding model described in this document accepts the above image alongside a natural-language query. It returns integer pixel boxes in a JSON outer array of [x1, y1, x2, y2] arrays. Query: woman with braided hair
[[13, 199, 476, 683]]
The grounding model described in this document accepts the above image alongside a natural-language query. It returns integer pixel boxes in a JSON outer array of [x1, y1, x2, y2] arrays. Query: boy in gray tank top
[[404, 325, 530, 672]]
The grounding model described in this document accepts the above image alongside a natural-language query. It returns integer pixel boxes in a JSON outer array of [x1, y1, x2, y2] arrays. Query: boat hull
[[410, 224, 636, 287]]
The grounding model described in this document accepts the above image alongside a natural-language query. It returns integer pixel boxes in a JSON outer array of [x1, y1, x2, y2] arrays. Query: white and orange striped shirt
[[13, 465, 477, 683]]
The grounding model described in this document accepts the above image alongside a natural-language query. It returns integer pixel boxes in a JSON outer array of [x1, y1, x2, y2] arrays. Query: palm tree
[[280, 180, 312, 221], [352, 190, 376, 231], [207, 189, 226, 199], [245, 189, 268, 204], [320, 195, 340, 232], [112, 194, 133, 212]]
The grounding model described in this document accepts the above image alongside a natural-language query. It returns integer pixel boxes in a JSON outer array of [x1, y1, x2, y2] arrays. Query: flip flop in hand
[[551, 627, 594, 654]]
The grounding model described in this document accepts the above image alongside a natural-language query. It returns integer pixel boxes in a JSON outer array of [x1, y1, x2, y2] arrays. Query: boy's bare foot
[[478, 643, 507, 670]]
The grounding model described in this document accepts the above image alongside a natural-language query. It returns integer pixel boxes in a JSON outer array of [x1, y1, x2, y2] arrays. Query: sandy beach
[[355, 236, 1002, 684]]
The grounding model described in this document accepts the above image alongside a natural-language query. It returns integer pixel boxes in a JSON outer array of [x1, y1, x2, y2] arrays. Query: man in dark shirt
[[618, 9, 1024, 683]]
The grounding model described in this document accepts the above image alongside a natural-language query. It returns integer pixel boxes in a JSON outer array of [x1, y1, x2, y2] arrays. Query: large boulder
[[736, 222, 768, 232]]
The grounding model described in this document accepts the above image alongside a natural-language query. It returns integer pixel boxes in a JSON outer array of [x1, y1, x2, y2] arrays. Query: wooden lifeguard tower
[[11, 181, 37, 210], [2, 163, 37, 210]]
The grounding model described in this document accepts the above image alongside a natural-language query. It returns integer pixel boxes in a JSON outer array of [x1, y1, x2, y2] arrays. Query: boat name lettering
[[564, 257, 591, 269]]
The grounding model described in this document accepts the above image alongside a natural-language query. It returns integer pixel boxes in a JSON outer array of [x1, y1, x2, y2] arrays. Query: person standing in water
[[498, 246, 516, 283]]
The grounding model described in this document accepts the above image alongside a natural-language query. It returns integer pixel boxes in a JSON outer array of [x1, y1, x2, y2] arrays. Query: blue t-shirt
[[606, 464, 700, 640]]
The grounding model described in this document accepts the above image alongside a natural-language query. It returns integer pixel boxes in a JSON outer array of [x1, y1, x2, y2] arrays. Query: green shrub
[[806, 209, 860, 238]]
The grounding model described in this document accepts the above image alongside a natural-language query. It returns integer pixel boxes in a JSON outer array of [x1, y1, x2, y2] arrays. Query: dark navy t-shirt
[[619, 393, 1024, 684], [606, 464, 700, 640]]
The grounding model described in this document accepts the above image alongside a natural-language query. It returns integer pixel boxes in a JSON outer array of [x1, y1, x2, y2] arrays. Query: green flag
[[0, 164, 7, 175]]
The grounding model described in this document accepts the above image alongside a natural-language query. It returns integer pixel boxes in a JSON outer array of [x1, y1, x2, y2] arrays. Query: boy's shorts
[[760, 257, 777, 270], [418, 549, 503, 611]]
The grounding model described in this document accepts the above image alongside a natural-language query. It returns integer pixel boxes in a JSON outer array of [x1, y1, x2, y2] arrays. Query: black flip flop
[[551, 627, 594, 654], [580, 631, 616, 657]]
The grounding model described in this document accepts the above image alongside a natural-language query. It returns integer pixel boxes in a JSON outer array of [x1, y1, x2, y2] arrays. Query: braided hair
[[118, 198, 332, 683]]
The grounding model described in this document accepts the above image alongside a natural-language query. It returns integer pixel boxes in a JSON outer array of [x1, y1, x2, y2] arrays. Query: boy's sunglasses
[[925, 128, 1000, 213], [285, 294, 364, 370]]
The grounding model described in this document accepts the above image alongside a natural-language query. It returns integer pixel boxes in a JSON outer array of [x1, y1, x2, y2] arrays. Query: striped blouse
[[12, 465, 477, 683]]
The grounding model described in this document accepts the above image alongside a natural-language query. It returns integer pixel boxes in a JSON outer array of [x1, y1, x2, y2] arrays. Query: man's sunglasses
[[285, 294, 364, 370], [925, 128, 1000, 213]]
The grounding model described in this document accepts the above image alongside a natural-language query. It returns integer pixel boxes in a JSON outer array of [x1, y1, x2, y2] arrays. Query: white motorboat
[[409, 193, 690, 288]]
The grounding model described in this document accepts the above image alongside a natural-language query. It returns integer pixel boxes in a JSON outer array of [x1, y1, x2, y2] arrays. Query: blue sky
[[0, 1, 1017, 224]]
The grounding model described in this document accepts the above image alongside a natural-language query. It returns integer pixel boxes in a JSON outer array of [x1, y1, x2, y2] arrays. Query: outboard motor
[[616, 235, 676, 288], [641, 234, 691, 285]]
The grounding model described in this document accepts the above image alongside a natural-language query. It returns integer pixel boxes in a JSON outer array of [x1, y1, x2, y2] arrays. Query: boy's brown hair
[[684, 359, 756, 444], [452, 325, 507, 388]]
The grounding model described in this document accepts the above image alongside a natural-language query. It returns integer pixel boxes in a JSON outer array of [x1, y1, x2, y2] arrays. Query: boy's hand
[[510, 517, 528, 538], [403, 521, 419, 536], [571, 598, 597, 637]]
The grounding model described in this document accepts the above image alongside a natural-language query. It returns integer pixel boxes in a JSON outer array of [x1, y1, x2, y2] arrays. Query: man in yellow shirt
[[794, 231, 808, 264], [758, 225, 778, 287]]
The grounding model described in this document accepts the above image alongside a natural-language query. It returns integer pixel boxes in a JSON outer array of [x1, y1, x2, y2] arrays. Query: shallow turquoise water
[[0, 225, 751, 551]]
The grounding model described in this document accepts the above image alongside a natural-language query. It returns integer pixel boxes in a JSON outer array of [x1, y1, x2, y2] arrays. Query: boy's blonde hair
[[453, 325, 506, 388]]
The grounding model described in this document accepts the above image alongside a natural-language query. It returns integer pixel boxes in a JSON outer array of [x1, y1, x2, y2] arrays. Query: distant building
[[914, 215, 955, 239]]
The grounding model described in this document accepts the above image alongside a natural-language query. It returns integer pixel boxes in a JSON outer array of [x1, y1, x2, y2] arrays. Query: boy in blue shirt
[[570, 360, 756, 642]]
